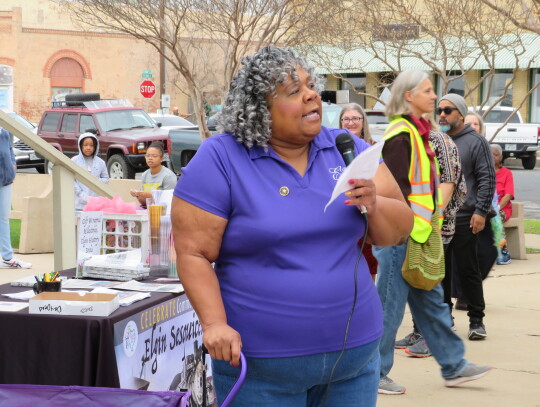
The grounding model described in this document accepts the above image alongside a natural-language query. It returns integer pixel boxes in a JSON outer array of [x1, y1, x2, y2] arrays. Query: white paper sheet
[[324, 141, 385, 212], [115, 280, 184, 293], [2, 290, 36, 301], [91, 287, 151, 306], [0, 301, 29, 312], [62, 279, 125, 289]]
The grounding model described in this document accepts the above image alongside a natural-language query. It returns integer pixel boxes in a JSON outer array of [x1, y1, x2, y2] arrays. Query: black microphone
[[336, 132, 367, 214], [336, 132, 356, 166]]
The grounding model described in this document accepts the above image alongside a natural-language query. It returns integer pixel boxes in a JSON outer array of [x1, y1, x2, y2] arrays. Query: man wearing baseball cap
[[437, 93, 496, 340]]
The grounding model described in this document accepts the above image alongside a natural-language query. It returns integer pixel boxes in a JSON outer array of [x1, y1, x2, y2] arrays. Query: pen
[[34, 275, 39, 283]]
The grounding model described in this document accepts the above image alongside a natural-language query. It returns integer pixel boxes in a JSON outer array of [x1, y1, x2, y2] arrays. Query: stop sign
[[140, 80, 156, 98]]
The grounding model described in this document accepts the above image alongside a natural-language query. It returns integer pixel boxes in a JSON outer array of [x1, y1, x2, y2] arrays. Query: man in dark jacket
[[0, 127, 32, 269], [437, 94, 496, 340]]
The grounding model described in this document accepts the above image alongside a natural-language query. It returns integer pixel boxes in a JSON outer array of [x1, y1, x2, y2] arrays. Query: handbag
[[401, 210, 445, 291]]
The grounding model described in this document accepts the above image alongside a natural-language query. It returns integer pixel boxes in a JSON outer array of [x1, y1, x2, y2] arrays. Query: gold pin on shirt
[[279, 186, 290, 196]]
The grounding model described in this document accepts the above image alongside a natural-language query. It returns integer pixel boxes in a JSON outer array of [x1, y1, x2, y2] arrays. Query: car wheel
[[43, 159, 54, 175], [107, 154, 136, 179], [36, 164, 46, 174], [521, 154, 537, 170]]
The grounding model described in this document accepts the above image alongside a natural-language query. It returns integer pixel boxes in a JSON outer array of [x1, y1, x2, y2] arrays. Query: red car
[[37, 93, 170, 179]]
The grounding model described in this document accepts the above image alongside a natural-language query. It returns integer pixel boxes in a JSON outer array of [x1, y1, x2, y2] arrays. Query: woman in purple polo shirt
[[171, 46, 413, 406]]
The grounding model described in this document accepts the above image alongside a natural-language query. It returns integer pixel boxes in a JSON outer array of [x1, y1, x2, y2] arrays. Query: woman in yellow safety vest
[[374, 70, 491, 395]]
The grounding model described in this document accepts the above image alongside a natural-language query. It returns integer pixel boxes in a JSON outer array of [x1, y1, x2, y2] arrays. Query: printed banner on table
[[113, 295, 216, 406]]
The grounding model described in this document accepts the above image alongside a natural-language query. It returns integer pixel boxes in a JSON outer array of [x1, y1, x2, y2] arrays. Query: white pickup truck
[[476, 106, 539, 170]]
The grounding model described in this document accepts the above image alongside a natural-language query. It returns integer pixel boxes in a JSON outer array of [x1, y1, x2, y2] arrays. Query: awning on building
[[299, 33, 540, 75]]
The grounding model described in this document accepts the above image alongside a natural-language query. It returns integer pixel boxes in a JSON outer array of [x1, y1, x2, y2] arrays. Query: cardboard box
[[29, 292, 120, 317]]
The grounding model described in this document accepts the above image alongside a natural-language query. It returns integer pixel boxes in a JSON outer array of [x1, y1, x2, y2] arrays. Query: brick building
[[0, 2, 191, 123]]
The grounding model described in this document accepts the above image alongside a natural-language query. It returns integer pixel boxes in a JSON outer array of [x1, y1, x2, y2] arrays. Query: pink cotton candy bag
[[83, 195, 137, 214]]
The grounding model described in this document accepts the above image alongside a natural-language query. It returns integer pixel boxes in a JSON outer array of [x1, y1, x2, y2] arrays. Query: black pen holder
[[33, 281, 62, 295]]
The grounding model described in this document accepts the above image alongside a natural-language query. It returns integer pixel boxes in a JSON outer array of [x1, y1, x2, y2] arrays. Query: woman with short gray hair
[[172, 45, 412, 406]]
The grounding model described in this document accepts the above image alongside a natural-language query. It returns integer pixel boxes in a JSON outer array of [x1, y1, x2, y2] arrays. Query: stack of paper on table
[[82, 249, 150, 281], [62, 278, 183, 294]]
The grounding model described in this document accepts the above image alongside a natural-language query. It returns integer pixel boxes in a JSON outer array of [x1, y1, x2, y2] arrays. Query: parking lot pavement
[[2, 238, 540, 406], [379, 253, 540, 407]]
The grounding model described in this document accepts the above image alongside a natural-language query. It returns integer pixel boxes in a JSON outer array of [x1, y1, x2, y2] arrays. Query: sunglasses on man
[[436, 107, 459, 115]]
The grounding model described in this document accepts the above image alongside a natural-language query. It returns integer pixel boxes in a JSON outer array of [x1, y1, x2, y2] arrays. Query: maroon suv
[[37, 93, 170, 179]]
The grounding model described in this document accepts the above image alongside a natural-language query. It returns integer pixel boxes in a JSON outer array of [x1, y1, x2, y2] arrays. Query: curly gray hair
[[218, 45, 324, 149]]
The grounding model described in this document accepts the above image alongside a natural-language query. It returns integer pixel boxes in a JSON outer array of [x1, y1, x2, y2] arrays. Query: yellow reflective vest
[[382, 117, 443, 244]]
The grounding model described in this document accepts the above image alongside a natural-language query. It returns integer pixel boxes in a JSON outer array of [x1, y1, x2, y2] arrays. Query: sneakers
[[405, 337, 432, 357], [496, 249, 512, 265], [454, 297, 468, 311], [378, 376, 406, 395], [445, 363, 493, 387], [394, 331, 421, 349], [0, 257, 32, 269], [468, 321, 487, 340]]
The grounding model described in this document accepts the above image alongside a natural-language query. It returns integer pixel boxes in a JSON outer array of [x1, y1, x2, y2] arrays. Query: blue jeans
[[212, 339, 380, 407], [0, 184, 13, 261], [373, 242, 467, 379]]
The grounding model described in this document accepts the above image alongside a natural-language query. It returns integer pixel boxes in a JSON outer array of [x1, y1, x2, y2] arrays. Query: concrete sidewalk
[[2, 236, 540, 406]]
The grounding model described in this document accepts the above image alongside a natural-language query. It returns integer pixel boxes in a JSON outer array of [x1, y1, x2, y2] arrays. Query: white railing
[[0, 110, 115, 271]]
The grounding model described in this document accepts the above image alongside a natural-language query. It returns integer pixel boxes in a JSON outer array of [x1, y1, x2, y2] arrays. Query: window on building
[[52, 87, 82, 98], [0, 65, 13, 110], [0, 65, 13, 85], [481, 70, 513, 107], [372, 24, 420, 41], [339, 74, 366, 106], [340, 74, 366, 93], [531, 69, 540, 123], [437, 72, 465, 97], [50, 58, 84, 97]]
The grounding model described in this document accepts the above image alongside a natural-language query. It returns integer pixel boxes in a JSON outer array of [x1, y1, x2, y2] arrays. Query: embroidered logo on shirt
[[329, 166, 345, 181]]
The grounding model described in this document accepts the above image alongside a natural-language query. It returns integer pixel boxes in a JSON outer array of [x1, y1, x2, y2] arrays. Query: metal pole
[[159, 0, 166, 110]]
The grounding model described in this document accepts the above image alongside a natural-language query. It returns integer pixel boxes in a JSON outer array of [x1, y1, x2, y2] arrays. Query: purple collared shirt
[[174, 127, 383, 357]]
